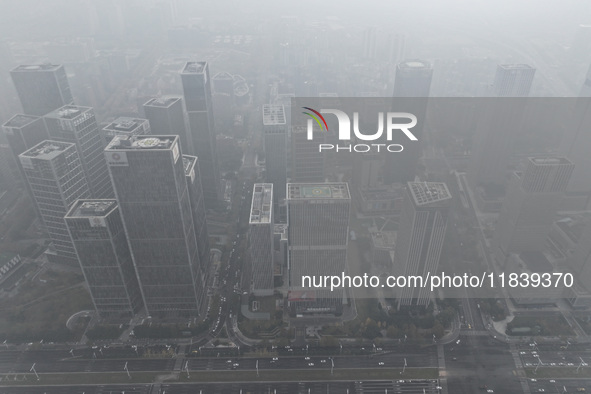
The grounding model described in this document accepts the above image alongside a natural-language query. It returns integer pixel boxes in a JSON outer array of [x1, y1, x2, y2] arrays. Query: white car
[[308, 363, 314, 366], [378, 362, 385, 366]]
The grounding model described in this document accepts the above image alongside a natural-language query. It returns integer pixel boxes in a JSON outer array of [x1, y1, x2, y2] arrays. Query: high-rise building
[[105, 135, 205, 318], [249, 184, 274, 296], [468, 66, 535, 192], [494, 157, 574, 259], [559, 97, 591, 210], [392, 60, 433, 97], [263, 105, 287, 206], [287, 183, 350, 315], [183, 154, 211, 304], [143, 96, 192, 154], [102, 116, 150, 145], [492, 64, 536, 97], [64, 200, 144, 319], [10, 64, 74, 116], [290, 125, 325, 183], [180, 62, 220, 208], [43, 105, 113, 198], [387, 60, 432, 184], [2, 114, 49, 158], [579, 64, 591, 97], [394, 182, 451, 307], [19, 141, 91, 265]]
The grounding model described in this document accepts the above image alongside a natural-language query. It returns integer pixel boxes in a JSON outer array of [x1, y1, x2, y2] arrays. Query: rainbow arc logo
[[302, 107, 328, 132]]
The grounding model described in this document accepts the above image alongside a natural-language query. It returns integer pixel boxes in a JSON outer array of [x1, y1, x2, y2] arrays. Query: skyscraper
[[2, 114, 49, 158], [468, 66, 535, 192], [559, 97, 591, 210], [105, 135, 205, 318], [180, 62, 220, 208], [183, 154, 211, 304], [494, 157, 574, 259], [394, 182, 451, 307], [392, 60, 433, 97], [43, 105, 113, 199], [19, 141, 91, 265], [287, 183, 350, 315], [491, 64, 536, 97], [579, 64, 591, 97], [387, 60, 432, 184], [263, 104, 287, 206], [10, 64, 74, 116], [249, 184, 274, 296], [101, 116, 150, 145], [64, 200, 144, 319], [143, 96, 192, 154], [290, 125, 325, 183]]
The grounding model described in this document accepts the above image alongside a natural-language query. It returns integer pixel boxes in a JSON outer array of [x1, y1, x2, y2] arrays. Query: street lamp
[[124, 362, 131, 379], [330, 357, 334, 375], [400, 358, 407, 374]]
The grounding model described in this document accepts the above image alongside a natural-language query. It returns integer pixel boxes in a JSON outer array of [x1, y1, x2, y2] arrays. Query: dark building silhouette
[[10, 64, 74, 116], [44, 105, 113, 199], [105, 135, 206, 318], [65, 200, 144, 320], [180, 62, 220, 209]]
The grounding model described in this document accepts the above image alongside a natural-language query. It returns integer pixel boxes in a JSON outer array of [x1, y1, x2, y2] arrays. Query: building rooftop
[[12, 64, 62, 72], [106, 135, 177, 151], [213, 72, 233, 81], [66, 200, 117, 218], [181, 61, 206, 74], [398, 60, 432, 70], [44, 105, 91, 120], [528, 156, 573, 166], [287, 183, 350, 200], [371, 231, 397, 249], [274, 224, 288, 240], [182, 155, 197, 176], [103, 117, 148, 135], [408, 182, 452, 206], [250, 183, 273, 224], [498, 64, 535, 70], [262, 104, 286, 126], [20, 140, 74, 160], [143, 96, 181, 108], [3, 114, 40, 129]]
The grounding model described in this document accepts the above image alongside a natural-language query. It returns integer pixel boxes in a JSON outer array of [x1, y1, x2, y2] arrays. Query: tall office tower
[[19, 141, 91, 265], [105, 135, 204, 318], [290, 125, 325, 183], [580, 64, 591, 97], [0, 145, 19, 191], [183, 154, 211, 302], [64, 200, 144, 320], [362, 27, 377, 60], [287, 183, 350, 315], [102, 117, 150, 145], [263, 105, 287, 206], [249, 184, 274, 296], [143, 96, 192, 152], [212, 72, 235, 132], [468, 65, 535, 193], [2, 115, 49, 158], [491, 64, 536, 97], [180, 62, 220, 208], [43, 106, 113, 199], [559, 98, 591, 209], [386, 60, 432, 184], [10, 64, 74, 116], [394, 182, 451, 307], [392, 60, 433, 97], [494, 157, 574, 259]]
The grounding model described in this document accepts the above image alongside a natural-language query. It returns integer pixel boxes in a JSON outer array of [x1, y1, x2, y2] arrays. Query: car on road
[[272, 357, 278, 361], [320, 359, 327, 363], [378, 362, 385, 366], [308, 363, 314, 366], [304, 356, 310, 360]]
